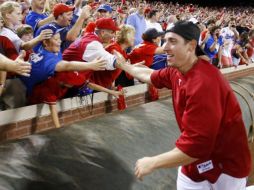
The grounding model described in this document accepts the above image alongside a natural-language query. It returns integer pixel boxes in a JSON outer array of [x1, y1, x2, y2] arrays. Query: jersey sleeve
[[175, 80, 222, 159], [83, 41, 116, 70], [150, 67, 173, 89]]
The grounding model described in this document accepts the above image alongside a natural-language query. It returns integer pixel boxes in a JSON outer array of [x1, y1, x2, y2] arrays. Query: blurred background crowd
[[0, 0, 253, 126]]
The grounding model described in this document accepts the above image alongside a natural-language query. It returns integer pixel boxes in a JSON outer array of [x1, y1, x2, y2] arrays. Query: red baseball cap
[[117, 8, 125, 14], [84, 22, 96, 33], [53, 3, 74, 18], [95, 18, 119, 31]]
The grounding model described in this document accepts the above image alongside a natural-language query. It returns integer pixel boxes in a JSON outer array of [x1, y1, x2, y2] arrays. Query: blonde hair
[[116, 24, 135, 44], [44, 0, 59, 13], [0, 1, 20, 25]]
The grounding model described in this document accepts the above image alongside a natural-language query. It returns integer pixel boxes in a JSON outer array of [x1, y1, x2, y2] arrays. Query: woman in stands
[[128, 28, 165, 68], [232, 32, 250, 66]]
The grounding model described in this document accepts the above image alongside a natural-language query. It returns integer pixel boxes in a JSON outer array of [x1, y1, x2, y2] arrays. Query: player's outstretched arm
[[114, 51, 153, 84]]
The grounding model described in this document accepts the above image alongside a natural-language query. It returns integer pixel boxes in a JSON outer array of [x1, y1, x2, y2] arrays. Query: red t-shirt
[[28, 71, 89, 105], [90, 42, 127, 88], [151, 59, 251, 183], [28, 77, 68, 105], [128, 41, 158, 67]]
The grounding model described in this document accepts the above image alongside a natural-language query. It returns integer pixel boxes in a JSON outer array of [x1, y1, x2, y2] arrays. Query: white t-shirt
[[220, 27, 235, 57], [145, 20, 163, 32], [83, 40, 116, 70]]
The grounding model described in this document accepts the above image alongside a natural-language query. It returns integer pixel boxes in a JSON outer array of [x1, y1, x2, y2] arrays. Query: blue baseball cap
[[38, 23, 64, 36], [97, 4, 113, 13]]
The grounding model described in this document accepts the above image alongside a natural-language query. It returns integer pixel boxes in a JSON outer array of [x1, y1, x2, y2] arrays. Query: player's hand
[[38, 29, 53, 41], [135, 156, 156, 181], [10, 51, 31, 77], [88, 57, 107, 71]]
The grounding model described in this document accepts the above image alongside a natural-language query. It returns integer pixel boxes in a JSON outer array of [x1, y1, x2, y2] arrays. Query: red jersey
[[151, 59, 251, 183], [62, 33, 101, 82], [90, 42, 126, 88]]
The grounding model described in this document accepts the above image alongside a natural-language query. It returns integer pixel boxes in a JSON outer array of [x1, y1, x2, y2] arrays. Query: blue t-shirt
[[20, 48, 62, 95], [204, 36, 223, 59], [126, 12, 146, 46], [34, 22, 72, 53], [25, 11, 48, 34]]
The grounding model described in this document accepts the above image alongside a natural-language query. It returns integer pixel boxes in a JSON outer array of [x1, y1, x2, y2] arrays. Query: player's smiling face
[[43, 33, 61, 53], [163, 32, 196, 68]]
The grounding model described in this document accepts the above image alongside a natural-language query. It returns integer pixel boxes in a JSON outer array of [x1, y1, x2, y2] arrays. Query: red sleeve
[[175, 80, 222, 159], [0, 36, 18, 60], [150, 67, 172, 89]]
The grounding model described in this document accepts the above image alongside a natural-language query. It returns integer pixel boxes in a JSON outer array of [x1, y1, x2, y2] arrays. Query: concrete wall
[[0, 64, 254, 142]]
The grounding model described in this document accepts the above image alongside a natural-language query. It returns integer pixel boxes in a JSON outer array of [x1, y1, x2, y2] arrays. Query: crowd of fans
[[0, 0, 253, 127]]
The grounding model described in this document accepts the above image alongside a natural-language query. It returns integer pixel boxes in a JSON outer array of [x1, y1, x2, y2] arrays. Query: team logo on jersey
[[197, 160, 214, 174], [30, 53, 43, 63]]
